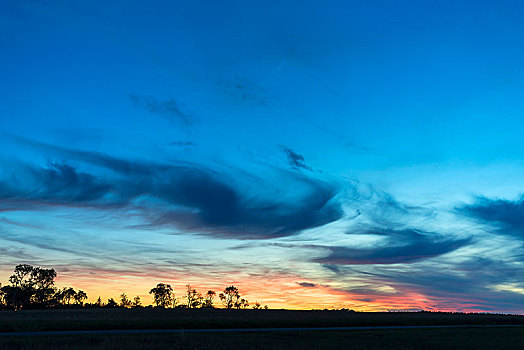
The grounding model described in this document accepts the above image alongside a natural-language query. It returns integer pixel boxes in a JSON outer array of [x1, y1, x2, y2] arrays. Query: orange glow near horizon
[[0, 266, 507, 313]]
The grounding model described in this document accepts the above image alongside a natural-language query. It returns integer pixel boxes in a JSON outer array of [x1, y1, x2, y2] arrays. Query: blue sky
[[1, 0, 524, 311]]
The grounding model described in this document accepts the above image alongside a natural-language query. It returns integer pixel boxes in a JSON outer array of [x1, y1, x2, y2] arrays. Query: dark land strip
[[3, 324, 524, 337]]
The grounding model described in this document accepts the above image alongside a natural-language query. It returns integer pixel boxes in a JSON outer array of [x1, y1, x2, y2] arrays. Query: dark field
[[1, 309, 524, 349], [3, 328, 524, 350], [1, 308, 523, 331]]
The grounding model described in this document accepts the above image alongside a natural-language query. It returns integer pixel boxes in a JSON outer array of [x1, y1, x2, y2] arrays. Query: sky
[[1, 0, 524, 312]]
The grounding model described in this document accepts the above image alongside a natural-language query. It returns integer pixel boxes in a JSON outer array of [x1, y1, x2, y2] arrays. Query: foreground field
[[1, 309, 524, 349], [1, 308, 523, 332], [2, 327, 524, 349]]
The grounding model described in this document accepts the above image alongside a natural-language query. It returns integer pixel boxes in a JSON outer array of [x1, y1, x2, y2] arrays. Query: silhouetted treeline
[[0, 264, 267, 311], [147, 283, 264, 309], [0, 264, 87, 310]]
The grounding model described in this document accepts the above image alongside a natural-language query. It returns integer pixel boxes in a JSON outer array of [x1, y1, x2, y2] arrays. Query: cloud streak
[[458, 196, 524, 238], [315, 229, 471, 265], [279, 145, 312, 170], [216, 76, 269, 106], [0, 138, 343, 239], [129, 95, 197, 126], [0, 162, 113, 204], [297, 282, 317, 288]]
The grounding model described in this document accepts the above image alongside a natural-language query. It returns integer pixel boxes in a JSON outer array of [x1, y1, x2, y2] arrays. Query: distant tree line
[[147, 283, 265, 309], [0, 265, 267, 311]]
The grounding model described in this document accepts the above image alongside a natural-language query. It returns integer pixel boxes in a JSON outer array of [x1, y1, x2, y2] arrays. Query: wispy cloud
[[216, 76, 269, 106], [0, 138, 342, 239], [366, 257, 524, 312], [0, 162, 113, 204], [168, 140, 195, 148], [458, 196, 524, 238], [297, 282, 317, 288], [315, 232, 470, 265], [279, 145, 312, 170], [129, 95, 197, 126]]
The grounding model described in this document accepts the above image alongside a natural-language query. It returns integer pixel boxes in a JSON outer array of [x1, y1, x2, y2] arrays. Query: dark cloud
[[7, 136, 166, 176], [216, 77, 269, 106], [317, 126, 374, 154], [321, 264, 342, 273], [315, 229, 470, 265], [363, 190, 435, 227], [0, 217, 44, 229], [0, 245, 36, 261], [311, 256, 524, 313], [51, 128, 106, 148], [279, 145, 312, 170], [129, 95, 197, 126], [344, 287, 399, 298], [0, 139, 343, 239], [168, 140, 195, 147], [0, 229, 144, 267], [0, 163, 112, 204], [365, 257, 524, 312], [297, 282, 317, 288], [458, 196, 524, 238], [150, 168, 342, 238]]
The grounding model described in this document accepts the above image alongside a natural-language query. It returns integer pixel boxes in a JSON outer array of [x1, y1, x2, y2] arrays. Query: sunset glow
[[1, 1, 524, 314]]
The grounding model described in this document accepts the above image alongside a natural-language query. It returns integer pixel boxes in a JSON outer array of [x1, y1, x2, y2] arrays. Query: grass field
[[2, 327, 524, 349], [1, 309, 524, 349], [1, 308, 524, 332]]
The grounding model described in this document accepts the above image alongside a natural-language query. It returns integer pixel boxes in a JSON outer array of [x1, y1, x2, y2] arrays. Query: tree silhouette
[[120, 292, 132, 308], [57, 287, 76, 305], [0, 264, 268, 311], [30, 267, 57, 305], [202, 290, 216, 308], [8, 264, 33, 287], [74, 290, 88, 306], [149, 283, 174, 308], [236, 298, 249, 309], [1, 264, 58, 310], [0, 283, 4, 310], [106, 298, 118, 308], [0, 285, 27, 310], [219, 285, 240, 309], [8, 264, 34, 309], [95, 296, 104, 307], [132, 296, 142, 308], [186, 284, 202, 308]]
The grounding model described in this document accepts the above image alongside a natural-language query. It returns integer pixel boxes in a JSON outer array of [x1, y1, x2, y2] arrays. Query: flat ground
[[1, 309, 523, 349]]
